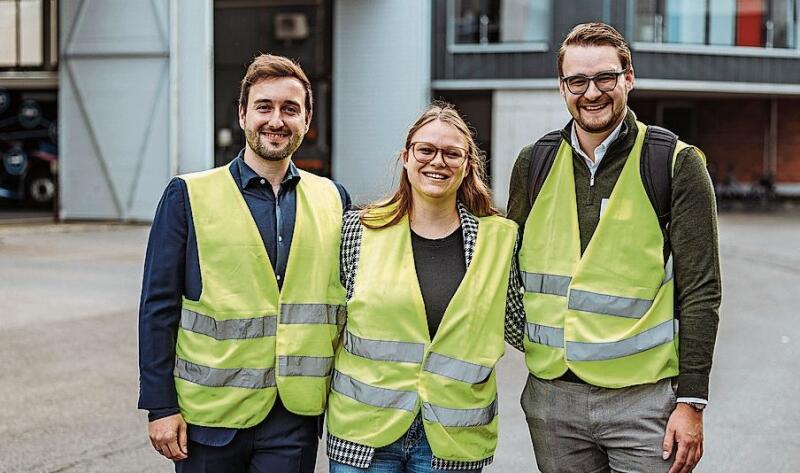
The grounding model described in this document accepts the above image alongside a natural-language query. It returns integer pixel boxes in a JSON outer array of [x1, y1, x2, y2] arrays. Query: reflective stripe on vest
[[344, 330, 425, 363], [521, 272, 571, 297], [567, 258, 673, 318], [423, 352, 492, 384], [278, 355, 333, 377], [526, 323, 564, 348], [332, 370, 418, 412], [180, 309, 277, 340], [421, 398, 497, 427], [174, 358, 276, 389], [527, 320, 677, 361], [280, 303, 340, 325], [524, 259, 672, 320], [568, 289, 653, 318], [566, 319, 677, 362]]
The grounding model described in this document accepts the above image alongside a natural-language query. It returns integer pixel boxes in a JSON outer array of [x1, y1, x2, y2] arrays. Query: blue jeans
[[329, 417, 481, 473]]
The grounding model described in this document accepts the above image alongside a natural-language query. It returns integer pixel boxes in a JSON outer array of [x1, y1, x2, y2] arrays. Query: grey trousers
[[521, 374, 676, 473]]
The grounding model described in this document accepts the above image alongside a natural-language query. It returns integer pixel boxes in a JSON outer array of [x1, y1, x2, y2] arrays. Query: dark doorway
[[432, 91, 494, 185], [213, 0, 333, 175]]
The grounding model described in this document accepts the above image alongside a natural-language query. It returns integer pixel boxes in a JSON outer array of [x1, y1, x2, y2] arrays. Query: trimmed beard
[[244, 127, 304, 162], [573, 96, 626, 134]]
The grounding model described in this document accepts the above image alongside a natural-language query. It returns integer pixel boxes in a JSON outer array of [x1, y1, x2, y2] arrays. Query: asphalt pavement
[[0, 211, 798, 472]]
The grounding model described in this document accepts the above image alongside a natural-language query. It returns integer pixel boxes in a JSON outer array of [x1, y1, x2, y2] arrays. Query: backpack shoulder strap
[[527, 130, 563, 205], [640, 125, 677, 236]]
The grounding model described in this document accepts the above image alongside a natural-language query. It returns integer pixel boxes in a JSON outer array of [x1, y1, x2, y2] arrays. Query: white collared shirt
[[570, 118, 625, 183]]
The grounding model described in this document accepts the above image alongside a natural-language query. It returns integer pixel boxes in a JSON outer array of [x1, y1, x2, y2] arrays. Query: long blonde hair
[[360, 101, 498, 229]]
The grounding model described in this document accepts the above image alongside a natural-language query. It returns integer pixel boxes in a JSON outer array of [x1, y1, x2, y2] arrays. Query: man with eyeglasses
[[507, 22, 720, 473]]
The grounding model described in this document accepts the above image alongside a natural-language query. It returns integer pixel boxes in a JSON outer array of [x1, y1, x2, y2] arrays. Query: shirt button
[[278, 236, 283, 243], [277, 275, 282, 281], [260, 178, 266, 185]]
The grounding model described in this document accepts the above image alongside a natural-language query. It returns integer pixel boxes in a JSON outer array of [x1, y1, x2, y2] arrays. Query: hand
[[663, 403, 704, 473], [148, 413, 188, 460]]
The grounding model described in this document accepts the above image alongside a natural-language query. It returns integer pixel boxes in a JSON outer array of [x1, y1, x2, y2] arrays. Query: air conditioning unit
[[274, 13, 309, 41]]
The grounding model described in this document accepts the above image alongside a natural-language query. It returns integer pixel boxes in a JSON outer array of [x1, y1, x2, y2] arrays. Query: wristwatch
[[680, 401, 707, 412]]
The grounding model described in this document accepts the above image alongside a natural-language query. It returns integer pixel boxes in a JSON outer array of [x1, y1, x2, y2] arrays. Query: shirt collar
[[570, 115, 626, 163], [232, 149, 301, 190]]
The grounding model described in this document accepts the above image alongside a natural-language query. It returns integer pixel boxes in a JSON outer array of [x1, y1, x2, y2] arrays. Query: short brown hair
[[239, 54, 313, 119], [360, 101, 498, 229], [558, 22, 632, 77]]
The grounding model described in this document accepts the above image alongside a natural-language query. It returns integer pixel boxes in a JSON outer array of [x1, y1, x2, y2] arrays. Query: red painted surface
[[736, 0, 764, 47]]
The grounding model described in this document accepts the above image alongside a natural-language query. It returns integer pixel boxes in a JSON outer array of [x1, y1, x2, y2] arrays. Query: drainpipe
[[769, 98, 778, 178]]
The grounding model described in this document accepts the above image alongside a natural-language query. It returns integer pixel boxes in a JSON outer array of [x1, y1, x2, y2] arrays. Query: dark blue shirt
[[138, 152, 350, 445]]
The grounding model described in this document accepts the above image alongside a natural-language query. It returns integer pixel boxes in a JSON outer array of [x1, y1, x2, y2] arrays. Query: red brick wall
[[777, 99, 800, 182], [629, 97, 800, 184], [694, 99, 767, 184]]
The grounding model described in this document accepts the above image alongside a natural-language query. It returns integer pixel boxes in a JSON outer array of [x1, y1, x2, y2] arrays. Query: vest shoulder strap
[[640, 125, 677, 237], [526, 130, 562, 205], [527, 126, 677, 234]]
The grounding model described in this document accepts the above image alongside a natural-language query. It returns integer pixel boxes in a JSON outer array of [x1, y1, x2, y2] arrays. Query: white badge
[[600, 198, 610, 218]]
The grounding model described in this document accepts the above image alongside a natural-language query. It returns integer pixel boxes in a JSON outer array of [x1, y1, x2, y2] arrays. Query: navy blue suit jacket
[[138, 152, 350, 445]]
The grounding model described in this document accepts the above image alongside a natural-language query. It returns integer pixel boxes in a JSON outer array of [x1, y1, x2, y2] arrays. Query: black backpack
[[526, 126, 678, 261]]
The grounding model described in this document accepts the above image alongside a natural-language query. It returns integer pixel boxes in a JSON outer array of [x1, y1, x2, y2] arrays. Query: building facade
[[433, 0, 800, 205], [1, 0, 798, 220]]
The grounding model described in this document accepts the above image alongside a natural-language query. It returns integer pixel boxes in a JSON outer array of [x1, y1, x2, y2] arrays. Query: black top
[[410, 227, 466, 340]]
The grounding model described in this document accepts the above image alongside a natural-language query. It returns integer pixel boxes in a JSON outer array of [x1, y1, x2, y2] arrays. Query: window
[[452, 0, 551, 45], [633, 0, 799, 49], [0, 0, 58, 69]]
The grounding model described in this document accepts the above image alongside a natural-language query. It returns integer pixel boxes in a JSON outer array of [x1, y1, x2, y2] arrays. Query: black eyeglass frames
[[560, 69, 628, 95]]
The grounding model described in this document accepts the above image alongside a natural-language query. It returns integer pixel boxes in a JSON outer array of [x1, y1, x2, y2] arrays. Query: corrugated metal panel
[[59, 0, 213, 221], [60, 0, 170, 220]]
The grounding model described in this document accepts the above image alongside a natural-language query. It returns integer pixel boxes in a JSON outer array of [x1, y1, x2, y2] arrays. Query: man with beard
[[138, 54, 350, 473], [507, 23, 720, 473]]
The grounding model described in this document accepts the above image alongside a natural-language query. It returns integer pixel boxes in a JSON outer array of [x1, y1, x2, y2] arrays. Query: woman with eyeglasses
[[324, 101, 525, 473]]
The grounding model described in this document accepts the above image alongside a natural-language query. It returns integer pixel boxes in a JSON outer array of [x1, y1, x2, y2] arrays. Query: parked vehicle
[[0, 89, 58, 207]]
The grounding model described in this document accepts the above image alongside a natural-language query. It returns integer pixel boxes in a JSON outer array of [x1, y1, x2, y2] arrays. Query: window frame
[[446, 0, 551, 54], [627, 0, 800, 56], [0, 0, 59, 72]]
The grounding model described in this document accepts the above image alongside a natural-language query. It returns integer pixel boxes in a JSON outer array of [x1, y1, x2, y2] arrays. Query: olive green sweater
[[507, 110, 721, 400]]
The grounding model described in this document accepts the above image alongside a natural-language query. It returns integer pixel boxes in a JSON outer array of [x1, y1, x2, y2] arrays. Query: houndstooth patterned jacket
[[327, 203, 526, 471]]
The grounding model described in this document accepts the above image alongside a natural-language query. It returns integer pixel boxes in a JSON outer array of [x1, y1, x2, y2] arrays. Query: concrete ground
[[0, 212, 798, 472]]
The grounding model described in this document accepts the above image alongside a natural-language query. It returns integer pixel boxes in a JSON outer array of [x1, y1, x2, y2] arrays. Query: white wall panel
[[333, 0, 431, 205], [492, 89, 570, 207]]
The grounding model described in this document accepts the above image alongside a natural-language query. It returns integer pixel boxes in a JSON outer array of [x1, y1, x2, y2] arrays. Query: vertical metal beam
[[169, 0, 179, 177], [49, 0, 58, 66], [15, 0, 21, 65], [769, 97, 778, 177], [171, 0, 214, 175]]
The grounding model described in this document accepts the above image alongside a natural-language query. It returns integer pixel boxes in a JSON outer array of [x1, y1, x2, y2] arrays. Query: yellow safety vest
[[520, 122, 697, 388], [174, 163, 345, 428], [327, 211, 517, 463]]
